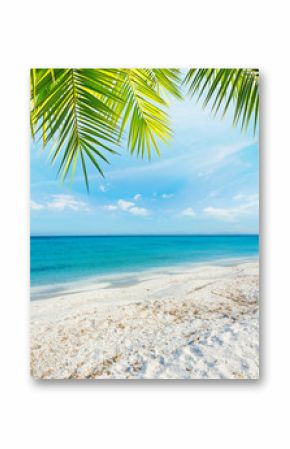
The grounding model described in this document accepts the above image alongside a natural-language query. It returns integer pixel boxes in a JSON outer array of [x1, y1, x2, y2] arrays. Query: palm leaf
[[184, 68, 259, 133], [31, 69, 121, 189], [105, 68, 182, 158], [30, 68, 182, 187], [117, 69, 171, 157]]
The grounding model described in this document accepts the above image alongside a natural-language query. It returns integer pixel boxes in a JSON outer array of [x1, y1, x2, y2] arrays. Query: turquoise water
[[31, 235, 258, 296]]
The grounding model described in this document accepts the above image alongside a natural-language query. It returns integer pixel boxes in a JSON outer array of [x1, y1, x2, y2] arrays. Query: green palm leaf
[[114, 69, 182, 158], [184, 68, 259, 133], [30, 68, 182, 187], [31, 69, 122, 190]]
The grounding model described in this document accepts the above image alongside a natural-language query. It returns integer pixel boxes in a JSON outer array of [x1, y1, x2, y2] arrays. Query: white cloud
[[31, 195, 90, 212], [104, 204, 118, 211], [99, 184, 107, 192], [162, 193, 174, 199], [233, 193, 259, 202], [46, 195, 90, 212], [104, 198, 150, 217], [134, 194, 141, 201], [181, 207, 196, 218], [30, 200, 44, 210], [117, 199, 135, 211], [129, 206, 149, 216], [204, 206, 235, 220], [204, 196, 258, 221]]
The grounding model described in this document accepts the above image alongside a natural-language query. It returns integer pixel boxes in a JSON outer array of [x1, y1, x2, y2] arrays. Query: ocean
[[30, 235, 259, 298]]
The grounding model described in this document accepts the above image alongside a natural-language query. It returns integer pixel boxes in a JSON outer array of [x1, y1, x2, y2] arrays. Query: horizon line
[[31, 233, 259, 238]]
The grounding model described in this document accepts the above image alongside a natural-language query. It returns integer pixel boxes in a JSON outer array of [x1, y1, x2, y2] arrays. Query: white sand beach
[[30, 261, 259, 379]]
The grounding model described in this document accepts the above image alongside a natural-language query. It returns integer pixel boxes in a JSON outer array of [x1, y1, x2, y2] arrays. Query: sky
[[30, 91, 259, 236]]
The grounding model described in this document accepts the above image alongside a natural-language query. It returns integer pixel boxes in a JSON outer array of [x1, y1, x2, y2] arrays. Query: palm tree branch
[[184, 68, 259, 133]]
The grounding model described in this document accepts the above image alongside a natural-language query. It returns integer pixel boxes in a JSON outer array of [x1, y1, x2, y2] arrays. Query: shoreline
[[31, 260, 259, 379], [31, 255, 259, 301]]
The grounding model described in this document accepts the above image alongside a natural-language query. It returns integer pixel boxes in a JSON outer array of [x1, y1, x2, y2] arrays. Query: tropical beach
[[30, 68, 259, 380], [30, 259, 259, 379]]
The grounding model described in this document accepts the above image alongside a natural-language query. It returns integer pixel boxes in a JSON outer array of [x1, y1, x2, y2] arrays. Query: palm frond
[[31, 69, 122, 189], [115, 69, 171, 158], [107, 68, 182, 158], [30, 68, 182, 187], [184, 68, 259, 133], [150, 69, 183, 100]]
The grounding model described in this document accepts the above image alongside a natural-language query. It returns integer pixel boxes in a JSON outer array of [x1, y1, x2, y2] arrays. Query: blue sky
[[30, 94, 259, 235]]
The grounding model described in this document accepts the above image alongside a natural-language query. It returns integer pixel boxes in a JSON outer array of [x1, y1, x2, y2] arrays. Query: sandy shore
[[30, 261, 259, 379]]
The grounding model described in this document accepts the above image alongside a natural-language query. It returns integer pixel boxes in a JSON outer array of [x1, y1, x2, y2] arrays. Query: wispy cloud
[[181, 207, 196, 218], [117, 199, 135, 211], [104, 204, 118, 211], [197, 141, 256, 178], [104, 140, 255, 182], [213, 141, 254, 163], [104, 199, 150, 217], [47, 195, 90, 211], [129, 206, 149, 216], [204, 207, 236, 220], [233, 193, 258, 202], [30, 200, 44, 210], [204, 195, 258, 221], [134, 194, 141, 201], [31, 195, 90, 212]]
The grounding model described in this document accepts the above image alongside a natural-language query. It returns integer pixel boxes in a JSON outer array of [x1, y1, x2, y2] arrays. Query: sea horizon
[[31, 233, 259, 238]]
